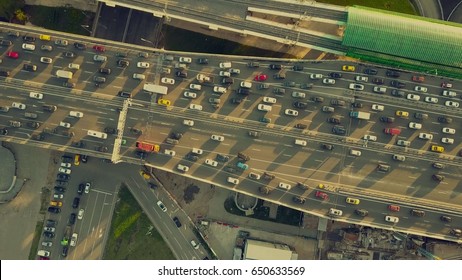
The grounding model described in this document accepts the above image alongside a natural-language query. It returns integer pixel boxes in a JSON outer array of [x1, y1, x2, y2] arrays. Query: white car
[[211, 135, 224, 142], [78, 209, 84, 220], [68, 63, 80, 70], [257, 104, 272, 112], [285, 109, 299, 116], [373, 86, 386, 94], [58, 167, 71, 174], [156, 200, 167, 212], [53, 194, 63, 199], [219, 71, 230, 77], [69, 111, 83, 118], [205, 159, 218, 167], [190, 240, 200, 249], [183, 91, 197, 99], [371, 104, 384, 111], [322, 78, 335, 85], [40, 57, 52, 64], [84, 182, 91, 194], [442, 127, 456, 134], [70, 233, 78, 247], [441, 138, 454, 144], [227, 177, 239, 185], [310, 73, 323, 79], [213, 86, 227, 94], [385, 216, 399, 223], [219, 62, 232, 69], [177, 164, 189, 172], [355, 76, 368, 82], [407, 94, 421, 101], [424, 96, 438, 103], [363, 135, 377, 141], [349, 83, 364, 91], [11, 102, 26, 110], [414, 86, 427, 92], [179, 57, 192, 63], [278, 182, 292, 190], [445, 101, 459, 108], [189, 84, 202, 90], [60, 162, 71, 168], [442, 90, 456, 97], [189, 104, 202, 111], [59, 122, 71, 128], [44, 227, 55, 232], [136, 62, 150, 68], [161, 78, 175, 85], [408, 122, 422, 129], [192, 148, 203, 155], [183, 119, 194, 126], [329, 208, 343, 217], [133, 73, 145, 80], [164, 149, 176, 156], [291, 91, 306, 98], [240, 81, 252, 89], [419, 133, 433, 140], [263, 97, 277, 104], [229, 68, 240, 75], [29, 92, 43, 100]]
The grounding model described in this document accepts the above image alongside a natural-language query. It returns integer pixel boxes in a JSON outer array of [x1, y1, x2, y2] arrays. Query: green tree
[[0, 0, 25, 21]]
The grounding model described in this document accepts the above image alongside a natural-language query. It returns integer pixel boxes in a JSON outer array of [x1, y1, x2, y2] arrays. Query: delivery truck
[[55, 70, 73, 79]]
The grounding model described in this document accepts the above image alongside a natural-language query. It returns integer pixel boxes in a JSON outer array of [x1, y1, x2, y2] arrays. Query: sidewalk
[[25, 0, 98, 12]]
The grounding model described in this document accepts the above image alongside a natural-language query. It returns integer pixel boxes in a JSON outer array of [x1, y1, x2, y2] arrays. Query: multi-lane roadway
[[0, 25, 461, 241]]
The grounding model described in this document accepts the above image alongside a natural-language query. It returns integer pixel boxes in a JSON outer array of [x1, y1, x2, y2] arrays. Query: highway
[[0, 24, 461, 242]]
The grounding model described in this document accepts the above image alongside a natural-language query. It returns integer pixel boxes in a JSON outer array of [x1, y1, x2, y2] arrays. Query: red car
[[388, 205, 400, 212], [315, 191, 328, 200], [7, 51, 19, 59], [93, 45, 105, 52], [412, 76, 425, 83], [254, 74, 268, 81], [441, 82, 453, 89]]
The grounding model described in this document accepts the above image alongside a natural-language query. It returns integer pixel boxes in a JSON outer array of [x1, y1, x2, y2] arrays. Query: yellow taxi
[[317, 183, 325, 189], [140, 170, 151, 179], [342, 65, 355, 72], [74, 154, 80, 166], [50, 201, 63, 207], [395, 110, 409, 117], [39, 34, 51, 41], [157, 99, 171, 106], [346, 197, 360, 205], [431, 145, 444, 153]]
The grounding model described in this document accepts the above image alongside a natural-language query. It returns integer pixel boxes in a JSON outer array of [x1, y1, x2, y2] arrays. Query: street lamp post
[[140, 37, 155, 47], [81, 25, 91, 34]]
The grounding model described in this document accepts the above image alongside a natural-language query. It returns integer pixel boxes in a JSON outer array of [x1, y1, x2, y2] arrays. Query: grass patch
[[317, 0, 416, 15], [24, 5, 92, 35], [28, 221, 44, 260], [103, 186, 175, 260]]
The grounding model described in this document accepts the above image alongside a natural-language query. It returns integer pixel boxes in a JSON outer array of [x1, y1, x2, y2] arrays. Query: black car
[[81, 155, 88, 163], [0, 70, 10, 77], [73, 141, 85, 148], [327, 117, 340, 124], [74, 42, 86, 50], [386, 70, 400, 78], [363, 68, 377, 75], [237, 88, 250, 95], [432, 174, 444, 182], [176, 71, 187, 78], [170, 132, 183, 140], [27, 121, 40, 129], [372, 78, 384, 85], [0, 128, 8, 135], [294, 123, 307, 129], [186, 153, 198, 162], [0, 40, 13, 46], [23, 35, 36, 42], [62, 246, 69, 257], [118, 91, 132, 98], [63, 81, 75, 88], [56, 180, 69, 187], [440, 215, 452, 223], [332, 125, 346, 135], [321, 143, 334, 150], [438, 116, 452, 124], [104, 127, 118, 134], [173, 217, 182, 227], [293, 65, 304, 71], [97, 146, 108, 152], [351, 102, 363, 108], [77, 184, 85, 195], [135, 151, 147, 159], [311, 96, 324, 103], [99, 67, 111, 74], [355, 209, 369, 217], [116, 52, 128, 57], [380, 116, 395, 123], [390, 80, 405, 88], [230, 97, 243, 104], [54, 186, 65, 193], [331, 99, 345, 106], [48, 207, 61, 214], [57, 174, 70, 181], [43, 231, 55, 238], [43, 105, 57, 112], [197, 58, 209, 64], [329, 72, 342, 79], [269, 64, 282, 70], [69, 213, 76, 225], [117, 59, 129, 67], [293, 101, 307, 109], [63, 51, 75, 58], [8, 31, 19, 37], [222, 77, 234, 85], [414, 112, 428, 120], [292, 196, 306, 204], [23, 63, 37, 72], [46, 219, 57, 227], [237, 152, 250, 162], [216, 154, 229, 162], [391, 89, 405, 97], [72, 197, 80, 209]]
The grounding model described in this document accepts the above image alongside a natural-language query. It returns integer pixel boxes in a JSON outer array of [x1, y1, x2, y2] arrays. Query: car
[[373, 86, 386, 94], [388, 205, 400, 212], [392, 154, 406, 162], [441, 138, 454, 144], [380, 116, 395, 123], [54, 39, 68, 46], [73, 42, 86, 50], [414, 86, 427, 93], [346, 197, 360, 205], [157, 99, 171, 106], [291, 91, 305, 98], [23, 35, 36, 42], [254, 74, 268, 81], [72, 197, 80, 209], [369, 104, 384, 112], [176, 70, 187, 78], [441, 82, 453, 88], [205, 159, 218, 167], [355, 76, 368, 82], [218, 71, 230, 77], [11, 102, 26, 110], [257, 104, 272, 112], [329, 72, 342, 79], [450, 229, 462, 237], [183, 119, 194, 126], [362, 135, 377, 142], [41, 241, 53, 247], [437, 116, 452, 124], [68, 213, 76, 225], [78, 208, 84, 220], [364, 68, 378, 75], [161, 77, 175, 85], [170, 132, 183, 140], [310, 73, 323, 79], [40, 57, 52, 64], [190, 240, 200, 249], [285, 109, 298, 116], [329, 208, 343, 217], [7, 51, 19, 59], [418, 133, 433, 140], [54, 186, 65, 193], [269, 64, 282, 70], [84, 182, 91, 194], [63, 51, 75, 58], [293, 101, 307, 109], [47, 207, 61, 214], [315, 191, 328, 200], [321, 106, 334, 113], [23, 63, 37, 72], [432, 174, 445, 182], [385, 216, 399, 223], [0, 128, 8, 135], [43, 231, 55, 238], [189, 104, 202, 111], [260, 117, 271, 123], [440, 216, 452, 223], [331, 99, 345, 107], [248, 131, 259, 138], [423, 96, 439, 104], [248, 172, 261, 180], [177, 164, 189, 172], [431, 145, 444, 153], [442, 90, 456, 97], [320, 144, 334, 150], [43, 226, 56, 233], [213, 86, 227, 94], [342, 65, 355, 72], [197, 58, 208, 64], [99, 67, 111, 75], [322, 78, 335, 85], [211, 135, 224, 142], [93, 45, 105, 52], [137, 62, 150, 68], [349, 83, 364, 91], [172, 217, 182, 227], [327, 117, 340, 124], [407, 94, 420, 101], [445, 101, 459, 108], [0, 39, 13, 46], [386, 70, 400, 77], [407, 122, 422, 130], [262, 97, 277, 104], [117, 59, 129, 67], [9, 120, 21, 128], [59, 122, 71, 128], [156, 200, 167, 212], [390, 89, 405, 98], [395, 111, 409, 118], [442, 127, 456, 134], [240, 81, 252, 89], [179, 57, 192, 63], [332, 125, 346, 135], [372, 78, 384, 85], [412, 76, 425, 83], [354, 209, 369, 217]]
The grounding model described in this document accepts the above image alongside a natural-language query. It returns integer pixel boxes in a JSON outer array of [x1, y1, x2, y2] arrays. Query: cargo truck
[[349, 111, 371, 120], [55, 70, 73, 79], [135, 141, 160, 153]]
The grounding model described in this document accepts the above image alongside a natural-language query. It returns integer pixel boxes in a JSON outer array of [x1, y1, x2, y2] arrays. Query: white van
[[227, 177, 239, 185], [37, 250, 50, 257], [87, 130, 108, 139], [295, 139, 307, 146], [68, 63, 80, 70], [22, 43, 36, 51], [350, 149, 361, 156]]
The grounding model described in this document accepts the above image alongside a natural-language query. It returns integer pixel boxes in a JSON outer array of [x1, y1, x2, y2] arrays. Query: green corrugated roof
[[343, 6, 462, 68]]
